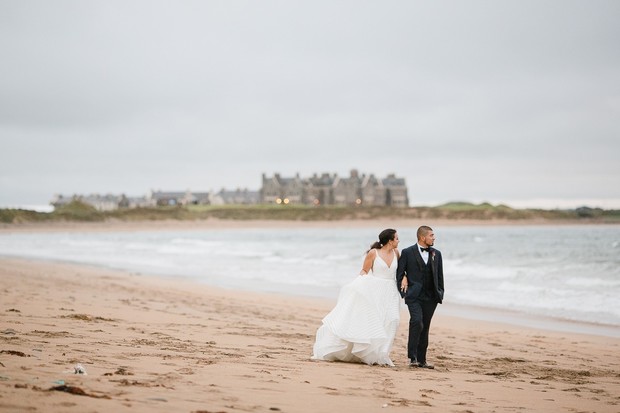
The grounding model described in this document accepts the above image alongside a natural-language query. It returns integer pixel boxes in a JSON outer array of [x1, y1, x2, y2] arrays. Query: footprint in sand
[[319, 385, 339, 395]]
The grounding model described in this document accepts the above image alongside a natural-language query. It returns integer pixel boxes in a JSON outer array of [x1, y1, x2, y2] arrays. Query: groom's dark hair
[[417, 225, 433, 240]]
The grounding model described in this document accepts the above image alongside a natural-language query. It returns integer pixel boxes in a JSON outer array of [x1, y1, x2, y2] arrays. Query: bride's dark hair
[[367, 228, 397, 252]]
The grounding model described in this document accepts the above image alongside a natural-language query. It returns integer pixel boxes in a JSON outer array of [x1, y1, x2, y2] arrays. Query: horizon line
[[2, 199, 620, 213]]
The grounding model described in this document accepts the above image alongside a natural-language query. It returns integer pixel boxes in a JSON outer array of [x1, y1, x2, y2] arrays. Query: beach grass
[[1, 201, 619, 224]]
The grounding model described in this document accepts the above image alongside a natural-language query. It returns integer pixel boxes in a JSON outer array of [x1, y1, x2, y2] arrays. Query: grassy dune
[[1, 201, 619, 224]]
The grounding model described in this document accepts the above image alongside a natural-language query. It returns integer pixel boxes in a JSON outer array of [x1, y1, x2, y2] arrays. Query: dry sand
[[1, 257, 619, 413], [0, 216, 608, 234]]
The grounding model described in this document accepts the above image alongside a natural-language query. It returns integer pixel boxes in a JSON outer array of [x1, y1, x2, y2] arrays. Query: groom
[[396, 225, 444, 369]]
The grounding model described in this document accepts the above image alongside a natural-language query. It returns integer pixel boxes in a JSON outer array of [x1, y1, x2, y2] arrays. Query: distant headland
[[2, 169, 618, 225], [1, 201, 618, 225]]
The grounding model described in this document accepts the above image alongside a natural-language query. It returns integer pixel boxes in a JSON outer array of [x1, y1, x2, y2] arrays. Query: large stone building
[[50, 170, 408, 211], [260, 170, 409, 207]]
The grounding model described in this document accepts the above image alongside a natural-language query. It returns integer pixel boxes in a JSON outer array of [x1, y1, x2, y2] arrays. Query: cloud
[[1, 0, 619, 207]]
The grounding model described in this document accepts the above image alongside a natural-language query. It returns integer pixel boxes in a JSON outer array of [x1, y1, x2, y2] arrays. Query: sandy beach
[[1, 255, 619, 413], [1, 216, 611, 234]]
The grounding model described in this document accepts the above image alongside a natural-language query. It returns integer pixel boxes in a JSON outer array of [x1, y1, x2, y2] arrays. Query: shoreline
[[440, 302, 620, 339], [3, 254, 619, 338], [1, 257, 619, 412], [4, 257, 618, 338]]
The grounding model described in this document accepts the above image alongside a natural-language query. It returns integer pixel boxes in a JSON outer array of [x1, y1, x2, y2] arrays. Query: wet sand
[[1, 257, 619, 413]]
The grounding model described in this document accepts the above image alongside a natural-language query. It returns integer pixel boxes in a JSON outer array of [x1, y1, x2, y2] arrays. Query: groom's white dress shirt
[[417, 244, 429, 264]]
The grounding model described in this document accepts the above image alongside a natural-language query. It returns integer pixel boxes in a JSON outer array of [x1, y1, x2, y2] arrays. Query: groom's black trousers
[[406, 299, 437, 363]]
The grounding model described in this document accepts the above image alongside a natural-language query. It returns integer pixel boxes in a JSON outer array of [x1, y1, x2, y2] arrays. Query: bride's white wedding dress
[[312, 250, 401, 366]]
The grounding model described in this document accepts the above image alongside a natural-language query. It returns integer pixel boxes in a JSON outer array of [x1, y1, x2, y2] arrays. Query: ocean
[[1, 225, 619, 331]]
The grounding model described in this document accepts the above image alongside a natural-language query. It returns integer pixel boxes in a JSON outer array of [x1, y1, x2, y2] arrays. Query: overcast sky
[[1, 1, 619, 209]]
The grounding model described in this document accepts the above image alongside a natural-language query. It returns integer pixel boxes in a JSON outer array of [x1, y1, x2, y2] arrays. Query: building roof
[[382, 175, 407, 186]]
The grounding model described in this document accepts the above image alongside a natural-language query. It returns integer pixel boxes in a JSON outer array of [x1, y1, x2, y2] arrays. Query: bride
[[312, 229, 401, 366]]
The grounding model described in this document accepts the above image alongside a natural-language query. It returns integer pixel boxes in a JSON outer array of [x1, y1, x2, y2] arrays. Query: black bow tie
[[420, 247, 430, 253]]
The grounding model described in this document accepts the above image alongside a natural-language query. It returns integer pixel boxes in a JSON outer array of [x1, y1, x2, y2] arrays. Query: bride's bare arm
[[360, 249, 376, 275]]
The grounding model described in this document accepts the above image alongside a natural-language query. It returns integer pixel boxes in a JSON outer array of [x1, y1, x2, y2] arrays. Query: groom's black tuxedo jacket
[[396, 246, 444, 304]]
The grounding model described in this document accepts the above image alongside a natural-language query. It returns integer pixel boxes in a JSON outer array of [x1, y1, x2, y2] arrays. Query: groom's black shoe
[[418, 362, 435, 369], [408, 358, 419, 368]]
